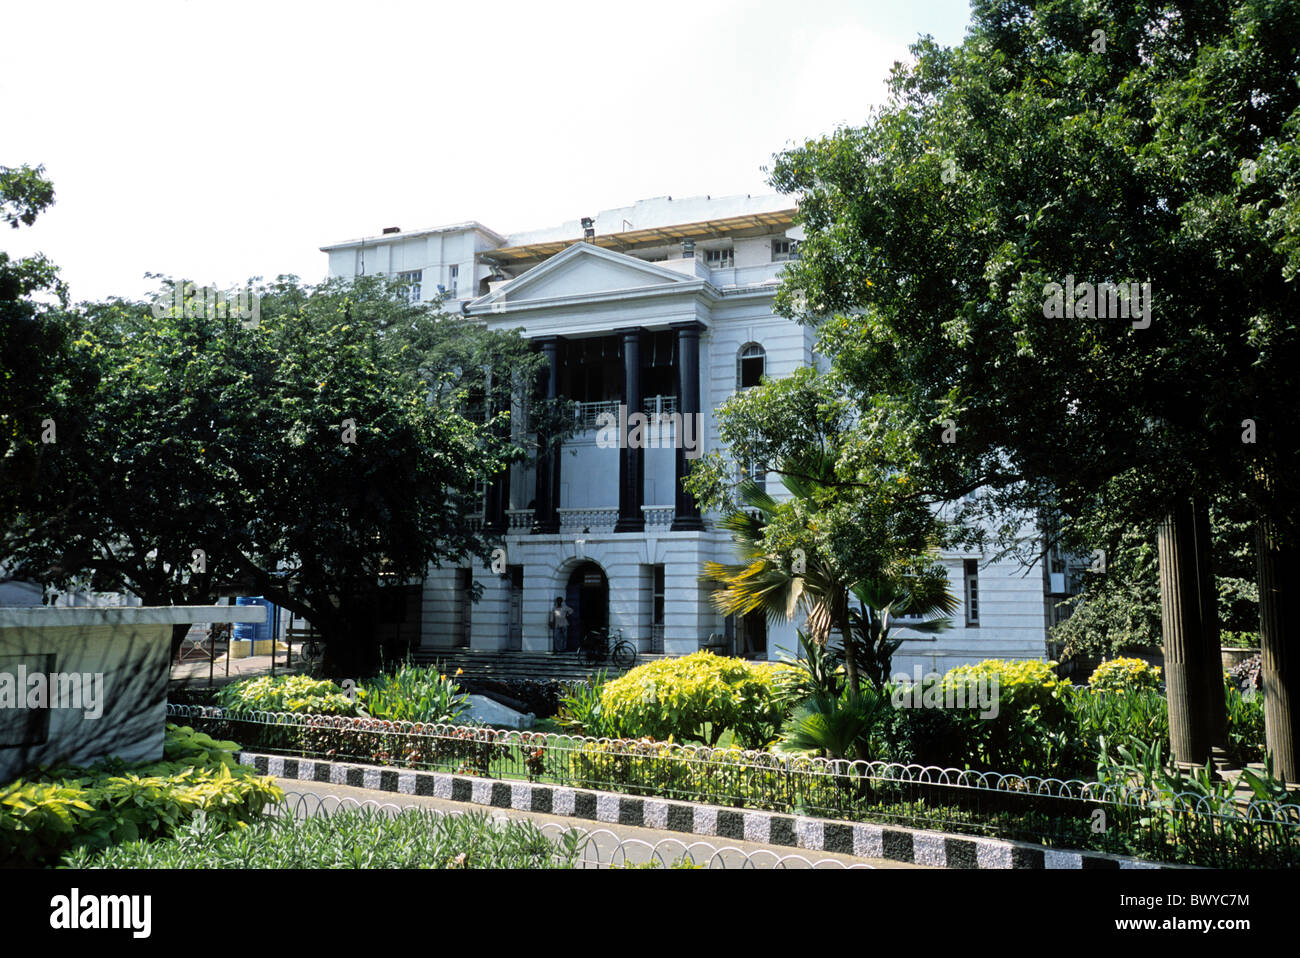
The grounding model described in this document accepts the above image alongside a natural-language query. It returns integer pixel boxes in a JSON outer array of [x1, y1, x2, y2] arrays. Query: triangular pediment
[[475, 243, 699, 307]]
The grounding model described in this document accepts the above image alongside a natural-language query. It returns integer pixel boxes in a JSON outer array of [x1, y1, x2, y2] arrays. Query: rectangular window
[[704, 248, 734, 269], [507, 566, 523, 651], [653, 564, 665, 627], [964, 558, 980, 627], [0, 653, 55, 747], [448, 264, 459, 297], [771, 239, 799, 262], [396, 269, 422, 303], [455, 568, 473, 647], [738, 459, 766, 492]]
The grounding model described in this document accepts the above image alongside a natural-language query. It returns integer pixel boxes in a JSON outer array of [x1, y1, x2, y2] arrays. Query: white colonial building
[[322, 194, 1066, 671]]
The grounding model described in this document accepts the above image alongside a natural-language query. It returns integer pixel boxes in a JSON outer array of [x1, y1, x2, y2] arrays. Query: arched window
[[736, 342, 765, 391]]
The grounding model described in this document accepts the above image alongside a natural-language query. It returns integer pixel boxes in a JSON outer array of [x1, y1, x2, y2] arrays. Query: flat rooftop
[[321, 193, 797, 256]]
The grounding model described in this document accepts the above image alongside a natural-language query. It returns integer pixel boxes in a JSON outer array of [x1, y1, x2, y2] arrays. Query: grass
[[63, 806, 580, 869]]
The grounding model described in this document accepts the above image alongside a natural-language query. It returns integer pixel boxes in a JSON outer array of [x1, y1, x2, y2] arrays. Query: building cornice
[[320, 221, 508, 252]]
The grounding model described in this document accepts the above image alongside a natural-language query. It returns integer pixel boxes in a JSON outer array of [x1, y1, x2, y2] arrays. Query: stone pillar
[[532, 337, 561, 534], [614, 327, 645, 533], [1159, 499, 1211, 766], [1257, 510, 1299, 781], [671, 321, 705, 531], [1192, 497, 1226, 749]]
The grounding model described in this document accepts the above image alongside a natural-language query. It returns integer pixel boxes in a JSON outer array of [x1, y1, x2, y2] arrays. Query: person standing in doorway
[[550, 596, 573, 651]]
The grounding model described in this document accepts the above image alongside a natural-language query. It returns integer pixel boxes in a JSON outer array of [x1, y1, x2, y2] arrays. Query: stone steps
[[408, 648, 668, 684]]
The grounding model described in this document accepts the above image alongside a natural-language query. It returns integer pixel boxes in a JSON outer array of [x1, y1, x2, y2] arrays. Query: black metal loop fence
[[170, 704, 1300, 868]]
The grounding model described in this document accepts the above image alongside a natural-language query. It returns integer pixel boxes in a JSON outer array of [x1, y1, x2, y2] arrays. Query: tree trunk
[[834, 611, 872, 762], [1192, 497, 1227, 749], [169, 622, 192, 662], [319, 595, 380, 680], [1159, 499, 1211, 766], [1256, 513, 1299, 781]]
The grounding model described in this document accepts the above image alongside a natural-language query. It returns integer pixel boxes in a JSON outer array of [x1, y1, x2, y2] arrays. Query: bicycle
[[298, 634, 326, 673], [578, 627, 637, 671]]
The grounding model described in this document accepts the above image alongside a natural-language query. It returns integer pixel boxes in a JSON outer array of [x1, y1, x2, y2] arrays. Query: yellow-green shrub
[[568, 737, 817, 810], [0, 724, 282, 867], [941, 659, 1069, 719], [917, 660, 1071, 772], [216, 674, 363, 716], [1088, 656, 1162, 693], [599, 652, 800, 748]]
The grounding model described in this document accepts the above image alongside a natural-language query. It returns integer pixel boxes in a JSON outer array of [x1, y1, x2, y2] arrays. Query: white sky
[[3, 0, 972, 303]]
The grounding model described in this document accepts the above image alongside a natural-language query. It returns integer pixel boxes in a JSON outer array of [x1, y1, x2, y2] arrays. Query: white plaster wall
[[420, 532, 735, 655], [733, 236, 777, 268], [393, 214, 1055, 670], [420, 566, 463, 648], [0, 607, 262, 779], [892, 555, 1049, 676]]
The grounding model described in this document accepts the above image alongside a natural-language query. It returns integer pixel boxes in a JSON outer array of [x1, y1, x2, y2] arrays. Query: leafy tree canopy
[[8, 273, 546, 673], [766, 0, 1300, 550]]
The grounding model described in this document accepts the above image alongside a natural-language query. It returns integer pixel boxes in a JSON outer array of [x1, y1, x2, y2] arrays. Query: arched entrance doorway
[[560, 562, 608, 652]]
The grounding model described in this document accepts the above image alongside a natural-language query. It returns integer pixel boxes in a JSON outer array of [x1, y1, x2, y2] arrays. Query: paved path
[[170, 650, 304, 690], [272, 777, 928, 869]]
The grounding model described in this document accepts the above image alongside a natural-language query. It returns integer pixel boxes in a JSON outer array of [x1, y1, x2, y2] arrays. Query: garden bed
[[168, 704, 1300, 868]]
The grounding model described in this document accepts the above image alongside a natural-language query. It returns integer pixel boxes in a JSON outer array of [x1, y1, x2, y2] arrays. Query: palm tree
[[702, 454, 957, 698], [702, 458, 866, 691], [845, 577, 958, 694], [775, 687, 887, 760]]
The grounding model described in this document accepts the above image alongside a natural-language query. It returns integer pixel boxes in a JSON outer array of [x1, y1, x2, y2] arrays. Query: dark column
[[614, 327, 645, 533], [1192, 497, 1226, 749], [1257, 509, 1299, 781], [484, 467, 509, 536], [532, 337, 561, 534], [483, 373, 509, 537], [1159, 498, 1211, 766], [671, 321, 705, 531]]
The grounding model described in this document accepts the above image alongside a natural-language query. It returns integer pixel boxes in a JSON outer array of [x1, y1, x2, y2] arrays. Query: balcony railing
[[490, 507, 678, 533], [643, 506, 674, 526], [559, 508, 619, 530], [572, 395, 678, 431], [643, 394, 677, 418], [573, 400, 620, 430]]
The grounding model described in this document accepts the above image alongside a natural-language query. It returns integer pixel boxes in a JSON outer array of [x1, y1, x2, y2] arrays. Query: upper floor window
[[737, 343, 766, 390], [964, 558, 980, 627], [704, 248, 734, 269], [771, 239, 799, 262], [395, 270, 422, 303], [448, 264, 459, 298]]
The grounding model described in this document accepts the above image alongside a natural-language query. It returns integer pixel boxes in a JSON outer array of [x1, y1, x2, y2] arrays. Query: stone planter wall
[[0, 605, 264, 781], [1221, 647, 1259, 670]]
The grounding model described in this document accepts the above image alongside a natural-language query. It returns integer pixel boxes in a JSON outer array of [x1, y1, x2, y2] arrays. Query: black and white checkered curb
[[238, 751, 1176, 869]]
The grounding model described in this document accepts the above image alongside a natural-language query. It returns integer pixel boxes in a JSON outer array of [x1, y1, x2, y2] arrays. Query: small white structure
[[0, 605, 264, 781], [464, 695, 534, 730], [323, 195, 1068, 668]]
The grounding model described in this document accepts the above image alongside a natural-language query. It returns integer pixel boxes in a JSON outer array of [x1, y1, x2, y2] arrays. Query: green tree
[[846, 576, 958, 694], [766, 0, 1300, 775], [9, 274, 547, 674], [0, 164, 77, 569], [694, 368, 952, 696]]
